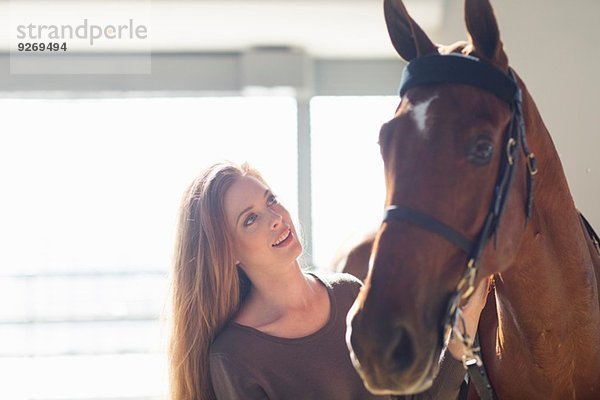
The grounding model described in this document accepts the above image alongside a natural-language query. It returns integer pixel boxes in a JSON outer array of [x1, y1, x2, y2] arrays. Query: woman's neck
[[234, 264, 332, 338], [249, 263, 316, 311], [235, 262, 318, 319]]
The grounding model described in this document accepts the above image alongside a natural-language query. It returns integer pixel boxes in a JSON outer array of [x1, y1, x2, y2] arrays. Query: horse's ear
[[464, 0, 509, 70], [384, 0, 437, 61]]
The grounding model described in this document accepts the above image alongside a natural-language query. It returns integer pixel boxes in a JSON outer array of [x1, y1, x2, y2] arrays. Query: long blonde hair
[[169, 162, 258, 400]]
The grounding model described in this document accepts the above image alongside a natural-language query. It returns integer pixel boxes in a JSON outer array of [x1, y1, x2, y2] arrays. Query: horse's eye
[[467, 135, 494, 165]]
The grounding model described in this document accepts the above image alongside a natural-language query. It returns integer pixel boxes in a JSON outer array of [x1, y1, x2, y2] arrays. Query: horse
[[346, 0, 600, 399], [332, 231, 376, 282]]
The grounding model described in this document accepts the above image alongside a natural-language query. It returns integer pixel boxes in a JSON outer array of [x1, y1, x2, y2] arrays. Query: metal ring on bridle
[[527, 153, 538, 175], [506, 138, 517, 165]]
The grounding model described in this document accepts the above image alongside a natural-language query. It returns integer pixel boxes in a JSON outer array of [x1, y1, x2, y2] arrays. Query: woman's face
[[224, 175, 302, 274]]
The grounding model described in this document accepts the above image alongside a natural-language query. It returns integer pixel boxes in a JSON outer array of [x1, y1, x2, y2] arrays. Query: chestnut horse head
[[347, 0, 600, 397]]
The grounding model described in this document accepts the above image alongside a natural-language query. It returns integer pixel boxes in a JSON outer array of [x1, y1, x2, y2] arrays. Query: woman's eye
[[244, 214, 257, 227], [267, 194, 278, 206], [468, 135, 494, 165]]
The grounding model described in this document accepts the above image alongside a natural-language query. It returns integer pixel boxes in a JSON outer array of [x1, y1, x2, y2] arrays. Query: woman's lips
[[272, 228, 292, 247]]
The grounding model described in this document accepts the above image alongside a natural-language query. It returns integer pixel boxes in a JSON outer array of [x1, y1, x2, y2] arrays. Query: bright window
[[0, 96, 297, 400], [310, 96, 398, 270]]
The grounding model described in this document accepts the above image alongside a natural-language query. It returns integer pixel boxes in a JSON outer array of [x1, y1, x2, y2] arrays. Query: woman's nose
[[270, 210, 283, 229]]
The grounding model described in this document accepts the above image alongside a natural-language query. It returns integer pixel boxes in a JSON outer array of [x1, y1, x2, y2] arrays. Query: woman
[[169, 161, 488, 400]]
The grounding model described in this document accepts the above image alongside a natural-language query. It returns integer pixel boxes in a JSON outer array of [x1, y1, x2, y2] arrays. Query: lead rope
[[450, 301, 497, 400]]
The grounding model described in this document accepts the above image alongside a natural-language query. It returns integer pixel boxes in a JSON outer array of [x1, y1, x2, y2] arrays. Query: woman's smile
[[272, 228, 293, 247]]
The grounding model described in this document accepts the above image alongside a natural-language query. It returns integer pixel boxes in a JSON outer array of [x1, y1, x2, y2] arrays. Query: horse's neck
[[496, 192, 600, 350], [500, 87, 600, 320], [488, 89, 600, 395]]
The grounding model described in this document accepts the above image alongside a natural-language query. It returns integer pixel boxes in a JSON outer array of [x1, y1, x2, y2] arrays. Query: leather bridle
[[382, 53, 538, 400]]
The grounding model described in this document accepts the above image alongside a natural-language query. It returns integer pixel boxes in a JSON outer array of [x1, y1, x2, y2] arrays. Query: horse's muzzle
[[347, 305, 440, 395]]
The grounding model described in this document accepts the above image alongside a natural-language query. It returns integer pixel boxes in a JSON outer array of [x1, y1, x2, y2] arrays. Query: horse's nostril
[[388, 326, 415, 373]]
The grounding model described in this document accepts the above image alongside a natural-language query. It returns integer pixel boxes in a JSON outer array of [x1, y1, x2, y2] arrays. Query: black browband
[[383, 53, 538, 400], [398, 53, 518, 103]]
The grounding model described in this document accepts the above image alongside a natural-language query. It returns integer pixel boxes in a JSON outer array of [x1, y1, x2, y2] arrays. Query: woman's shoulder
[[308, 270, 363, 296], [210, 321, 241, 356], [309, 269, 363, 285]]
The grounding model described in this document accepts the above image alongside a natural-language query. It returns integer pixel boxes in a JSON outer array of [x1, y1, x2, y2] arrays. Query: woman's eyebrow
[[235, 189, 270, 225]]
